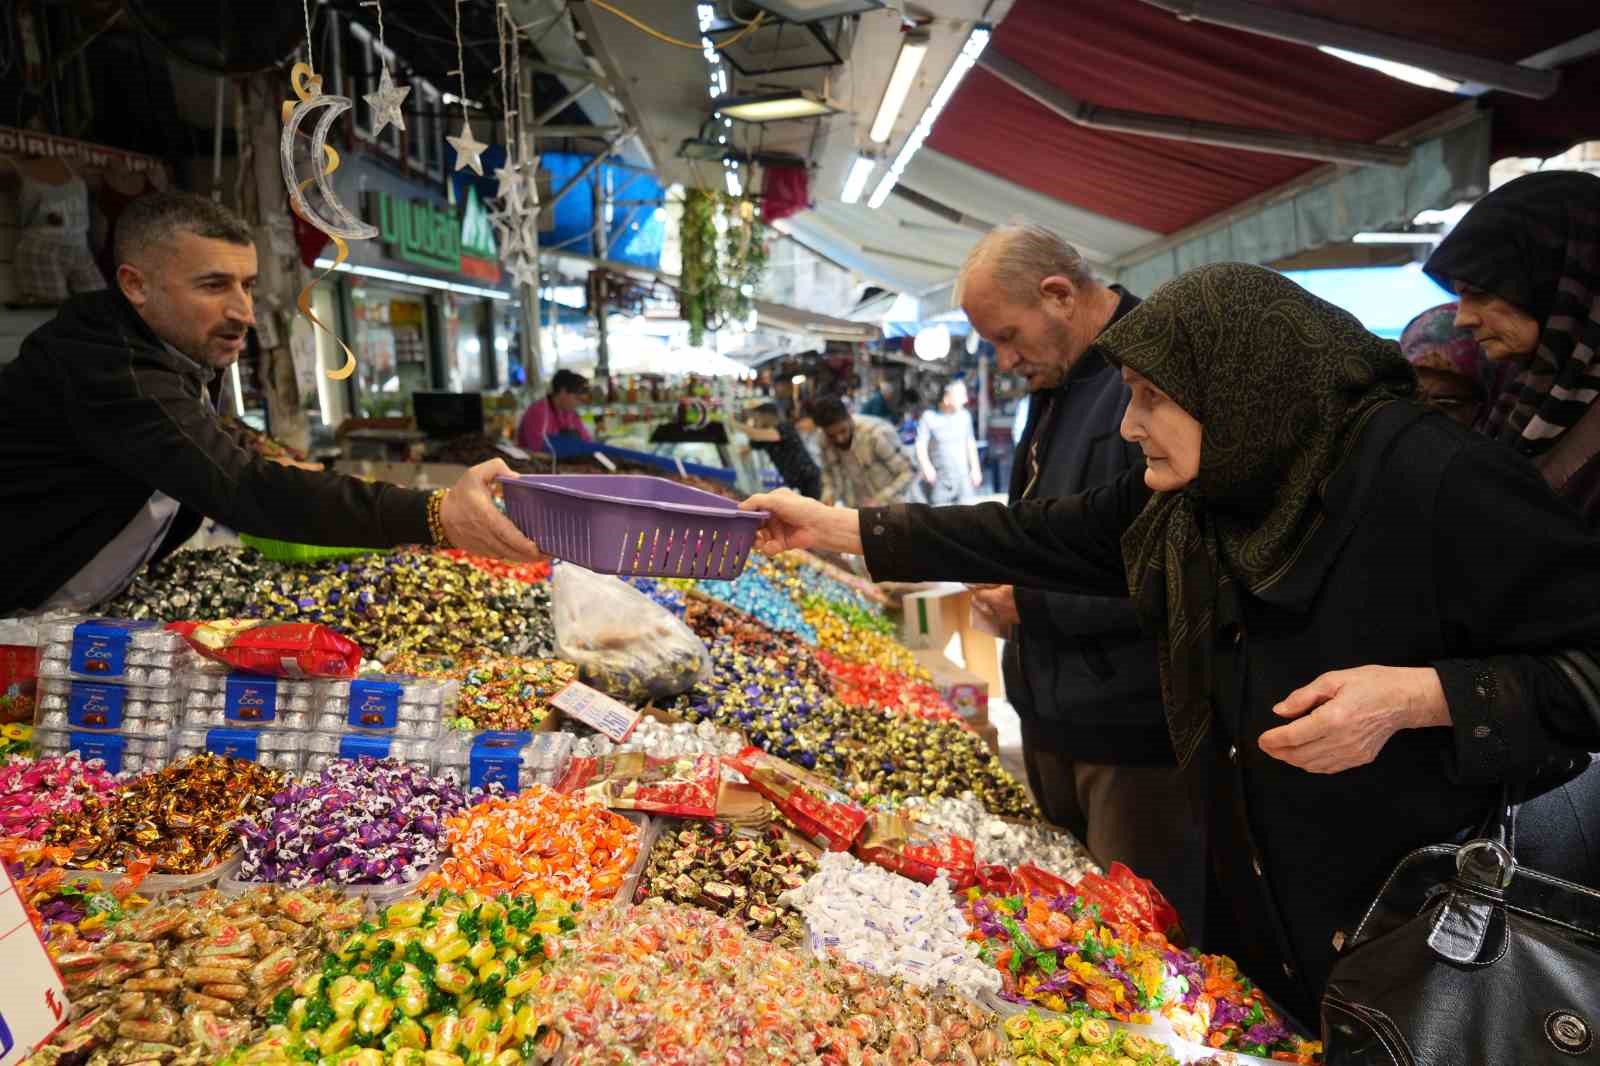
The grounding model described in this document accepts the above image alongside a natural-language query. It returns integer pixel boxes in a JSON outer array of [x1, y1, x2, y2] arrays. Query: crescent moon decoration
[[280, 62, 375, 381]]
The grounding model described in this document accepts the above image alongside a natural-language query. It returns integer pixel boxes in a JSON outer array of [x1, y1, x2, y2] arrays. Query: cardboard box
[[971, 719, 999, 756], [900, 584, 970, 650], [912, 648, 989, 726]]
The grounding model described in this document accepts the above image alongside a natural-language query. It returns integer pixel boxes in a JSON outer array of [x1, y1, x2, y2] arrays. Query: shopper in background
[[1424, 170, 1600, 525], [731, 402, 823, 499], [516, 368, 593, 451], [741, 263, 1600, 1025], [915, 380, 984, 505], [0, 192, 543, 617], [961, 223, 1204, 935], [811, 394, 916, 508], [1398, 303, 1503, 429]]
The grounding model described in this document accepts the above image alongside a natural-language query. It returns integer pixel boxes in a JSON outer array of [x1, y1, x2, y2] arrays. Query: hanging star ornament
[[447, 118, 488, 175], [364, 64, 410, 137]]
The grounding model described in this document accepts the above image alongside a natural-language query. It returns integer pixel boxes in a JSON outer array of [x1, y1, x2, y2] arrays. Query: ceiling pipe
[[979, 51, 1411, 168], [1138, 0, 1559, 100]]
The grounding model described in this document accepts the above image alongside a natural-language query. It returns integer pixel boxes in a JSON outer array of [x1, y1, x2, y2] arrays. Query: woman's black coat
[[860, 405, 1600, 1023]]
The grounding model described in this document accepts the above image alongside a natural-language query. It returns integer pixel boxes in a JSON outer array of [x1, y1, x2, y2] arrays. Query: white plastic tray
[[62, 854, 240, 898], [219, 860, 440, 907]]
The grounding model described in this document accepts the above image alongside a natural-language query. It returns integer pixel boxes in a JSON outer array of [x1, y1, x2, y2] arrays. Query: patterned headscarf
[[1399, 302, 1508, 411], [1100, 263, 1417, 767], [1424, 171, 1600, 453]]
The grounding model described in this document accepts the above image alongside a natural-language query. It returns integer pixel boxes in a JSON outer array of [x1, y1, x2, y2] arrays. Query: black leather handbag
[[1321, 784, 1600, 1064]]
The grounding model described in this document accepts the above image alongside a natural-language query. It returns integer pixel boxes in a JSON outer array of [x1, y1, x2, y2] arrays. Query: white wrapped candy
[[782, 851, 999, 1000]]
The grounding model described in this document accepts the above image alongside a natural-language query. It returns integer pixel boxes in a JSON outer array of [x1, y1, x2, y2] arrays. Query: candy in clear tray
[[32, 725, 170, 775], [33, 677, 181, 736], [182, 670, 314, 730], [312, 674, 454, 734], [36, 616, 195, 682], [172, 726, 303, 771], [303, 732, 435, 775], [435, 729, 573, 791], [309, 710, 439, 738]]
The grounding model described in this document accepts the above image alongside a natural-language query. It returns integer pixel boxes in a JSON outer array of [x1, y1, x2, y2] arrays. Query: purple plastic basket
[[499, 474, 768, 579]]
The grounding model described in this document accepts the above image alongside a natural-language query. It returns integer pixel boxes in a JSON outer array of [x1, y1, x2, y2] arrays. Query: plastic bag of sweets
[[550, 563, 710, 703], [169, 619, 362, 679], [853, 811, 978, 889], [724, 746, 867, 851], [556, 752, 721, 818]]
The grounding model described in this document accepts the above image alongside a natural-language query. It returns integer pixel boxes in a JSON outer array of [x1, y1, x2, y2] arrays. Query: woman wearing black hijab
[[1424, 170, 1600, 524], [741, 263, 1600, 1027]]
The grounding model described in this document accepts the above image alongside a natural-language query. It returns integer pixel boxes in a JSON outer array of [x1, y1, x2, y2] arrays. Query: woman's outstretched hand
[[1259, 665, 1449, 774], [740, 490, 864, 556]]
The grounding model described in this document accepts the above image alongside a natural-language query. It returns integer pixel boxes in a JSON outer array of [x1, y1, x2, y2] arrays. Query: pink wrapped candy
[[0, 755, 120, 841]]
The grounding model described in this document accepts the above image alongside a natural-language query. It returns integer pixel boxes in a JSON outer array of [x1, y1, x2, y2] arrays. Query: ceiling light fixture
[[840, 155, 876, 204], [867, 25, 990, 209], [1319, 47, 1462, 94], [870, 34, 929, 143], [313, 258, 511, 300], [750, 0, 885, 23], [1350, 231, 1443, 244], [716, 90, 836, 123]]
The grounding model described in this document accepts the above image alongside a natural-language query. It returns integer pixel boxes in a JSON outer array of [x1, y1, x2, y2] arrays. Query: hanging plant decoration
[[678, 188, 768, 346]]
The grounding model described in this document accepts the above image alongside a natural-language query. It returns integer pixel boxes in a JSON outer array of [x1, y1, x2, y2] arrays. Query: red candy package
[[853, 812, 977, 888], [724, 747, 867, 852], [168, 620, 363, 678], [1074, 861, 1185, 945], [556, 753, 721, 819]]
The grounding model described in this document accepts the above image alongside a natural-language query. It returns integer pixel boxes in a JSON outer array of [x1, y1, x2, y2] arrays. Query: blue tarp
[[1282, 266, 1453, 339], [443, 145, 666, 271]]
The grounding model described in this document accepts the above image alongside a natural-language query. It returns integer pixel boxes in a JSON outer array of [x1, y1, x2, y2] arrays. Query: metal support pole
[[532, 82, 596, 127], [592, 170, 610, 380], [518, 58, 545, 397]]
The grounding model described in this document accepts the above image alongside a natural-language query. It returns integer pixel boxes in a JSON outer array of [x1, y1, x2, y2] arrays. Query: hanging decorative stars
[[365, 64, 410, 137], [447, 118, 488, 175]]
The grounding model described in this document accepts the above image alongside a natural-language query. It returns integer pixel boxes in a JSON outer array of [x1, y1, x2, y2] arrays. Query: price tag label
[[0, 862, 69, 1065], [551, 681, 641, 742], [594, 451, 618, 472]]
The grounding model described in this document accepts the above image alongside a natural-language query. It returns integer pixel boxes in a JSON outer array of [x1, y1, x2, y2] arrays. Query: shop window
[[347, 24, 401, 158], [410, 80, 442, 178], [350, 284, 433, 417]]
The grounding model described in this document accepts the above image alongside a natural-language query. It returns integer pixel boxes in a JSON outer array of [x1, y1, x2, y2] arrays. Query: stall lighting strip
[[867, 24, 990, 209], [697, 4, 743, 196], [312, 258, 512, 300]]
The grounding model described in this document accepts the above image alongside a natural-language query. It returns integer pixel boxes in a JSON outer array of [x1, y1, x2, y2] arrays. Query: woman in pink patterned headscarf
[[1398, 302, 1506, 429]]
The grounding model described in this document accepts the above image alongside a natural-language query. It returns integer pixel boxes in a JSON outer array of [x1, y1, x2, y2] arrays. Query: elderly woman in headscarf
[[741, 263, 1600, 1026], [1423, 170, 1600, 524], [1398, 302, 1504, 429]]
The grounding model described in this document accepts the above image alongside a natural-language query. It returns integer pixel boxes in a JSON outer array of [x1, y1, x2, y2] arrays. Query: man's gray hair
[[114, 191, 253, 268], [957, 223, 1096, 305]]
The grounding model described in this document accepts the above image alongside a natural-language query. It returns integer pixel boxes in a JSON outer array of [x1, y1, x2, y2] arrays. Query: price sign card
[[0, 862, 69, 1065], [551, 681, 642, 742]]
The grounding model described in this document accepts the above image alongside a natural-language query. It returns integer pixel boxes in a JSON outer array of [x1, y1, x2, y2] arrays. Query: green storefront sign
[[372, 187, 496, 273]]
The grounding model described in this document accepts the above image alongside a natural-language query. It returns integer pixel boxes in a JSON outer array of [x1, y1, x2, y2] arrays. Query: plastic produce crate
[[499, 474, 765, 579], [238, 533, 378, 564]]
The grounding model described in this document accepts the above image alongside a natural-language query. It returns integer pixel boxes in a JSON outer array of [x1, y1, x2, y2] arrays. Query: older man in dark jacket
[[964, 225, 1205, 934], [0, 192, 541, 616]]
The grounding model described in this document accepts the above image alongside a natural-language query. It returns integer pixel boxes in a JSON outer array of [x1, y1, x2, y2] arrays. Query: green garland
[[679, 189, 768, 346]]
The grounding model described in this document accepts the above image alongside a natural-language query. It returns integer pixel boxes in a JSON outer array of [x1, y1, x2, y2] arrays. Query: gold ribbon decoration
[[281, 62, 376, 381]]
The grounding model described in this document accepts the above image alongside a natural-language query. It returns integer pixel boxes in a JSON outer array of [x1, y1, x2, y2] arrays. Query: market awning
[[751, 299, 881, 344]]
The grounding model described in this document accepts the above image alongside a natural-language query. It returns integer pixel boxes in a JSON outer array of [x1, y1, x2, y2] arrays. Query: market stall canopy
[[916, 0, 1598, 291], [751, 298, 881, 343]]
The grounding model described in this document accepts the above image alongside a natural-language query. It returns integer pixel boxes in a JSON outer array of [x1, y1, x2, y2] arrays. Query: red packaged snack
[[853, 812, 977, 888], [168, 620, 363, 678], [1073, 861, 1185, 945], [556, 753, 721, 819], [724, 747, 867, 852]]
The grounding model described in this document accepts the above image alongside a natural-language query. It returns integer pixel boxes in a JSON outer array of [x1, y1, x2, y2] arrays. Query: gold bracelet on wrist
[[426, 489, 452, 548]]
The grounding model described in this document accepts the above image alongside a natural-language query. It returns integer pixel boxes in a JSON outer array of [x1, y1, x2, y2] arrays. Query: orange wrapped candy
[[420, 785, 640, 903]]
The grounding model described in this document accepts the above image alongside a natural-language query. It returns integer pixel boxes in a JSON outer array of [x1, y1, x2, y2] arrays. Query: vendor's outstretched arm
[[742, 465, 1149, 595]]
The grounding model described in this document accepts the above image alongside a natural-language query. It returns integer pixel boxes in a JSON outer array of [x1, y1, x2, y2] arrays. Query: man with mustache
[[0, 192, 543, 615]]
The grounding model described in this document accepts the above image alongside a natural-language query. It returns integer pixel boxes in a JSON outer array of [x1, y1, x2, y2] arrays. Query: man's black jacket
[[1003, 287, 1172, 764], [0, 290, 431, 614]]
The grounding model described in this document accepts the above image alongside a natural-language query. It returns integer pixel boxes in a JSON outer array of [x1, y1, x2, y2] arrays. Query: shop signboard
[[370, 188, 501, 285]]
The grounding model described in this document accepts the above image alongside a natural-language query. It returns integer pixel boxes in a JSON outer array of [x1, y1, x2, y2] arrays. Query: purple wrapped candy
[[231, 756, 468, 887]]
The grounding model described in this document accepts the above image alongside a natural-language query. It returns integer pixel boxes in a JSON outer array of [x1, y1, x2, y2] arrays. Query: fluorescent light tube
[[870, 38, 929, 144]]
